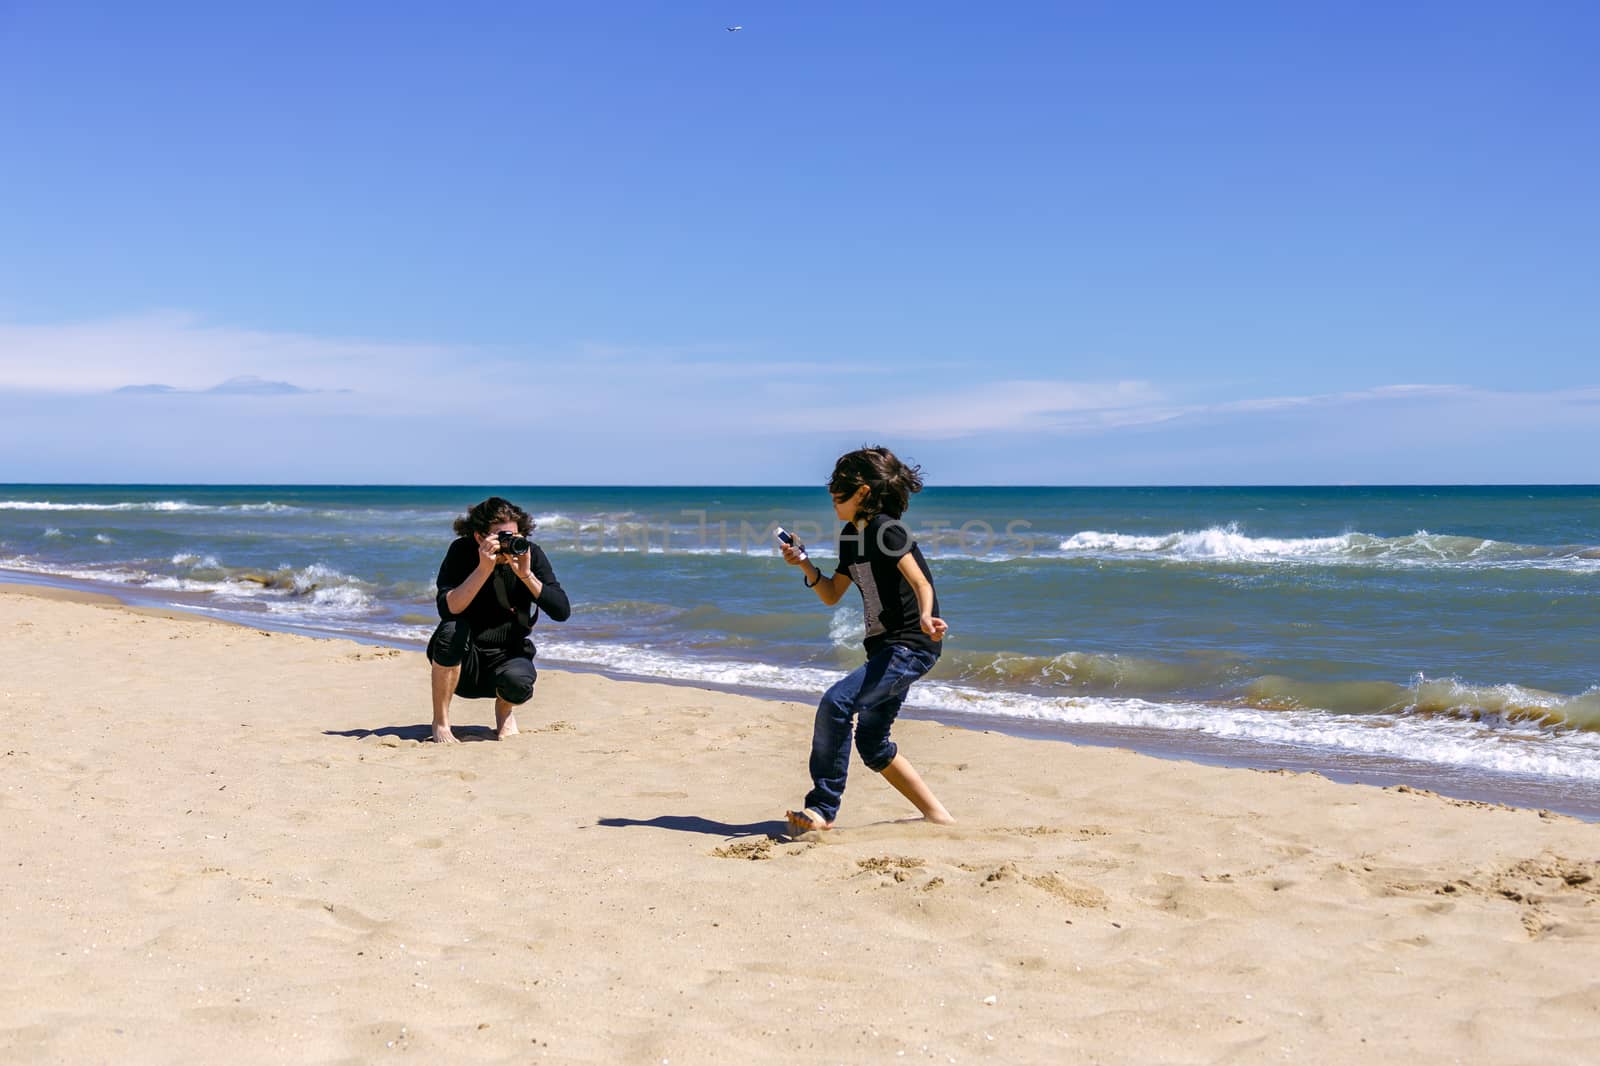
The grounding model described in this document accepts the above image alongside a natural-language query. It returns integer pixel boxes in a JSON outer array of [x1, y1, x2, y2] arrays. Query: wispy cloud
[[0, 313, 824, 407], [766, 379, 1175, 438], [770, 380, 1600, 441], [115, 375, 325, 396], [0, 312, 460, 395], [1196, 383, 1600, 429], [1211, 384, 1473, 415]]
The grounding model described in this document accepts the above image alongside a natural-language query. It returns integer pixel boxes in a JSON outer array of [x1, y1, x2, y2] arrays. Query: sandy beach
[[1, 583, 1596, 1065]]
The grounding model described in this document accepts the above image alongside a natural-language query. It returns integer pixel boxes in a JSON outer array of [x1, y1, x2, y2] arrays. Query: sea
[[3, 484, 1598, 817]]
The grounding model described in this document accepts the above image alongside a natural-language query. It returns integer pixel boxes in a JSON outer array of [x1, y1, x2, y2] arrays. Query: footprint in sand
[[712, 838, 778, 860], [991, 825, 1111, 840], [1024, 872, 1108, 908], [856, 855, 928, 884], [710, 837, 815, 860], [288, 897, 388, 934], [1344, 853, 1600, 940], [857, 855, 925, 872], [974, 861, 1109, 908]]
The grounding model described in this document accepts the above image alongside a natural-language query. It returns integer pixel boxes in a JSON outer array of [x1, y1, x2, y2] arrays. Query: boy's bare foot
[[879, 755, 953, 824], [432, 724, 459, 744], [785, 808, 833, 835], [496, 714, 519, 739]]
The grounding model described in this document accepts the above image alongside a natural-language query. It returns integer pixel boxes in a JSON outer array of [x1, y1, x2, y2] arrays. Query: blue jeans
[[804, 643, 938, 822]]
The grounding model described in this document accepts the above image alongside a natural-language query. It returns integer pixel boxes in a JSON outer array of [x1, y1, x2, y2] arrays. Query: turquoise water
[[3, 484, 1598, 798]]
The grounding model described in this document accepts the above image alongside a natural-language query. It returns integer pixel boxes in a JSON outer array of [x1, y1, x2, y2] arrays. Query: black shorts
[[426, 620, 538, 704]]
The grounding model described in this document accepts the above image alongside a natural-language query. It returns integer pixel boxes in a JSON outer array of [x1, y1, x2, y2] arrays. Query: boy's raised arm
[[780, 539, 851, 604], [810, 565, 852, 606]]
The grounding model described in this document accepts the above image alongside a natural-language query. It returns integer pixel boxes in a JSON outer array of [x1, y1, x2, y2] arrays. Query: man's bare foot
[[494, 697, 520, 739], [785, 808, 833, 835], [432, 724, 459, 744]]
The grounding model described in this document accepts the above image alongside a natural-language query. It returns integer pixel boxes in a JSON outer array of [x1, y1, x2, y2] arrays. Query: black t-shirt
[[836, 514, 940, 658], [435, 536, 570, 650]]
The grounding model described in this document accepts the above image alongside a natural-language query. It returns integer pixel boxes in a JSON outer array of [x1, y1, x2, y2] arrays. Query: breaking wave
[[1056, 525, 1600, 571], [0, 499, 303, 515], [0, 553, 379, 619]]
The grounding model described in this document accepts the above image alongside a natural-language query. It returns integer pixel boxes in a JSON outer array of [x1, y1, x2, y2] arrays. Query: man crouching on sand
[[428, 496, 571, 743]]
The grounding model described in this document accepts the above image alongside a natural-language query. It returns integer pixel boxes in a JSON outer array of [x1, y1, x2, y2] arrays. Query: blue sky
[[1, 1, 1596, 484]]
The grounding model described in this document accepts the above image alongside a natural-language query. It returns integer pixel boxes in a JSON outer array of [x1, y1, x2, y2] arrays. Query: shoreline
[[4, 570, 1598, 822]]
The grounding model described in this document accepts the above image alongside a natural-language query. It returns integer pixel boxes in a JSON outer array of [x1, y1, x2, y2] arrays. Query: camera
[[495, 531, 531, 556]]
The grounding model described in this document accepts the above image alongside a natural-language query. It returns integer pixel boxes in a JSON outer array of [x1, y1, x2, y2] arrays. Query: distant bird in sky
[[726, 25, 742, 32]]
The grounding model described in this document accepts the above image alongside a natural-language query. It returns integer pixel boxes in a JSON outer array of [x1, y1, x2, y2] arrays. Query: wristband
[[804, 566, 825, 588]]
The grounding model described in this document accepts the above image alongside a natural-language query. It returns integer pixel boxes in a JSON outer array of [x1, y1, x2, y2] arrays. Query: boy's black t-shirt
[[836, 514, 940, 659], [435, 536, 570, 650]]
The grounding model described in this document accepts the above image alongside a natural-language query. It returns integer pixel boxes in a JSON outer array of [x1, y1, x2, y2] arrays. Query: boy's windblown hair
[[453, 496, 535, 539], [829, 446, 924, 521]]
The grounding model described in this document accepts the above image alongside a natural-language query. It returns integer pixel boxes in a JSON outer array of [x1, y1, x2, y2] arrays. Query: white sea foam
[[263, 584, 375, 617], [1055, 524, 1600, 571], [906, 684, 1600, 782], [0, 499, 206, 512], [363, 620, 438, 644], [1060, 527, 1350, 559], [2, 554, 376, 619], [542, 639, 849, 694], [232, 502, 300, 513], [827, 604, 863, 653], [0, 556, 154, 585], [142, 575, 249, 594], [172, 553, 223, 568], [532, 640, 1600, 783], [0, 499, 302, 515]]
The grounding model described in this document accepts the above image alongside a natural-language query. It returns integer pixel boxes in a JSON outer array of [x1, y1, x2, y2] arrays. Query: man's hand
[[508, 548, 533, 580], [476, 536, 503, 571], [921, 614, 949, 642]]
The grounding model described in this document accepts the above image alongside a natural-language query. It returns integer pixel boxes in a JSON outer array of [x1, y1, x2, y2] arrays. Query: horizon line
[[2, 481, 1598, 491]]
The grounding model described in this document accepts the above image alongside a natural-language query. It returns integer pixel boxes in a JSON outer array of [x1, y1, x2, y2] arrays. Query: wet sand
[[1, 584, 1596, 1064]]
